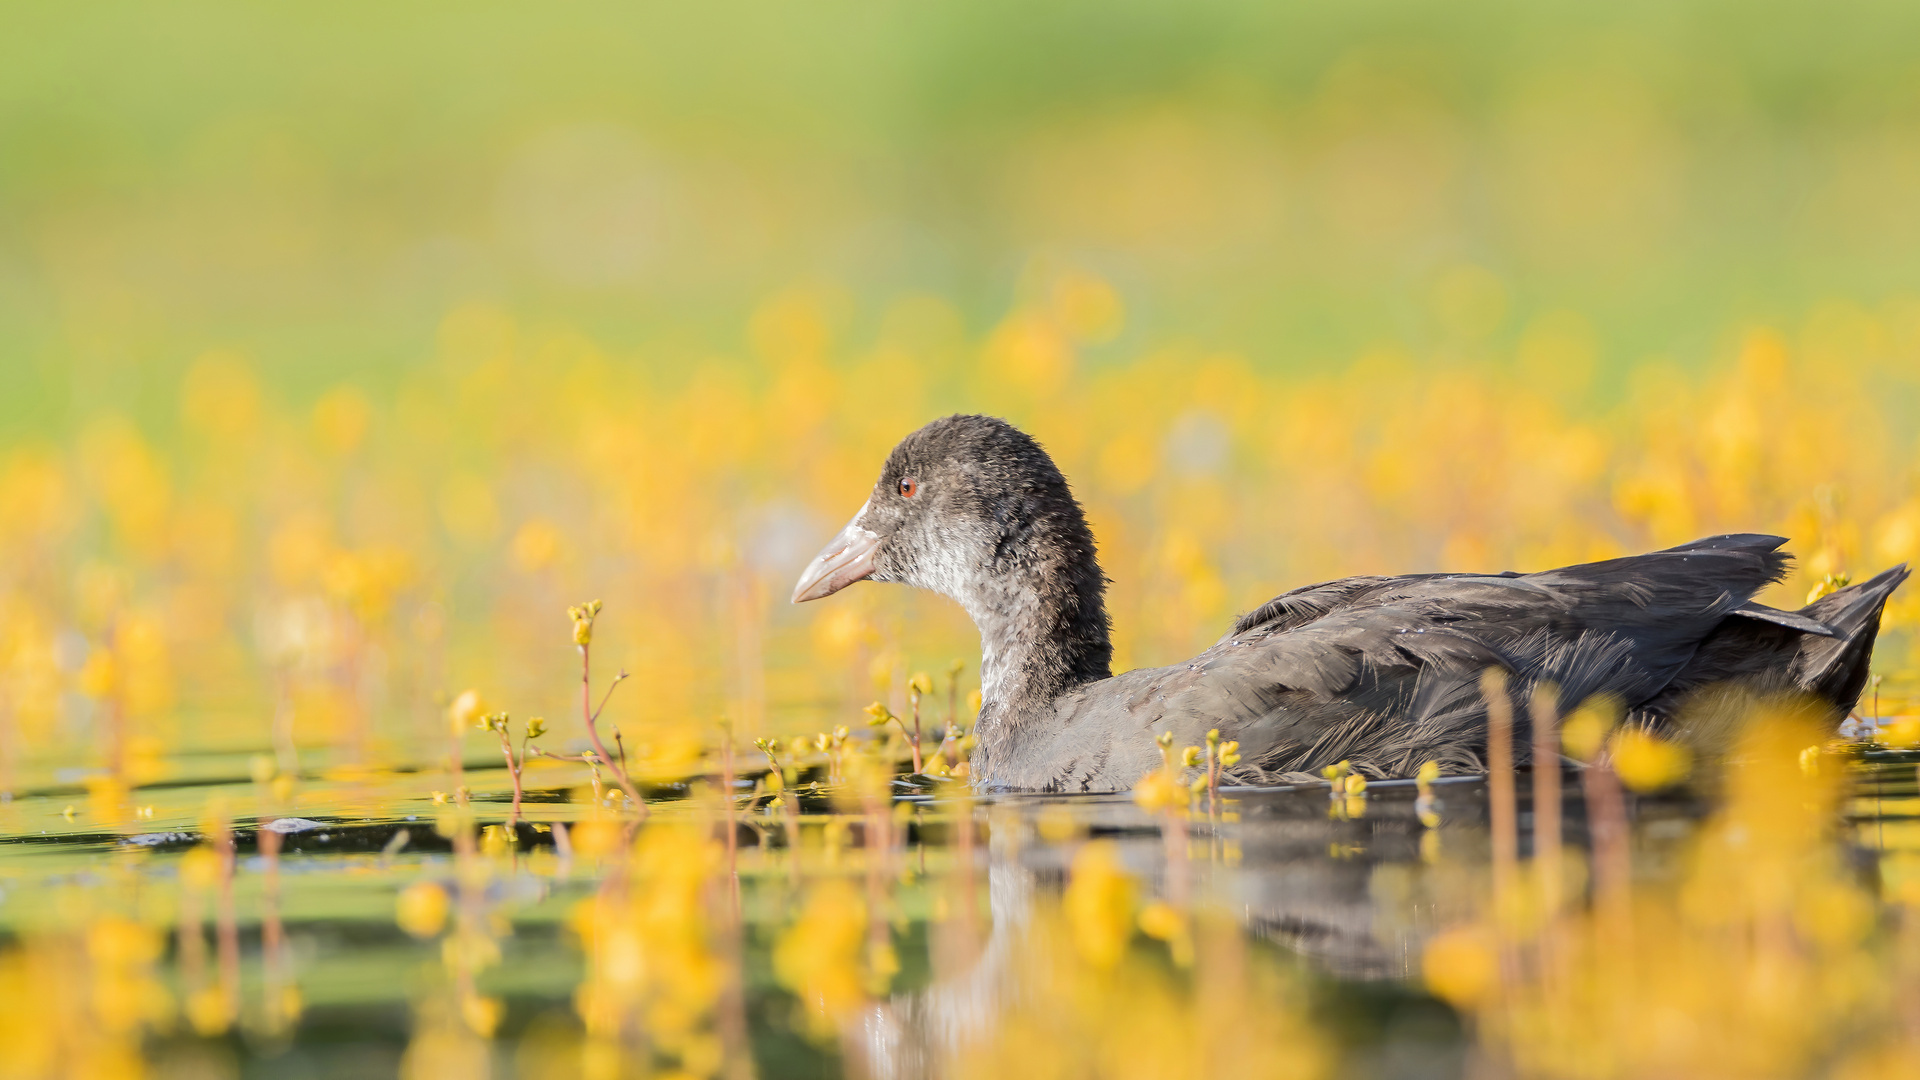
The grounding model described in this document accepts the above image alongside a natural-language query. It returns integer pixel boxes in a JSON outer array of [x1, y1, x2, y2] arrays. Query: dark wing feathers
[[1099, 535, 1804, 785]]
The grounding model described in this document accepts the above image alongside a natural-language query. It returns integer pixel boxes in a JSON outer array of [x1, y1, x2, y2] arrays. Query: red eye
[[898, 476, 918, 498]]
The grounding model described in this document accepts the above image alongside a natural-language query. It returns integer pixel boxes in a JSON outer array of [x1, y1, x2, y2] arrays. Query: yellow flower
[[1342, 773, 1368, 795], [1063, 841, 1137, 969], [908, 671, 934, 698], [180, 844, 223, 891], [397, 881, 450, 938], [1136, 900, 1181, 939], [1181, 746, 1203, 768], [1423, 927, 1498, 1007], [773, 879, 868, 1035], [77, 649, 117, 699], [525, 716, 547, 739], [1132, 771, 1181, 813], [1879, 718, 1920, 749], [1610, 728, 1692, 792], [187, 986, 234, 1036], [460, 993, 503, 1038], [1561, 704, 1614, 762], [863, 701, 895, 727]]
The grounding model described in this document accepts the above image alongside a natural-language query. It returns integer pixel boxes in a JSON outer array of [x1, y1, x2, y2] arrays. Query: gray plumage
[[793, 414, 1908, 792]]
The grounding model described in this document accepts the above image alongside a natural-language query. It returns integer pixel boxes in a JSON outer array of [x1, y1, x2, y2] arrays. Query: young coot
[[792, 415, 1907, 791]]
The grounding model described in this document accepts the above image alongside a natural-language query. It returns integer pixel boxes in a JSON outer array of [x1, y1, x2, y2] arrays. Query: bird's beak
[[791, 508, 881, 603]]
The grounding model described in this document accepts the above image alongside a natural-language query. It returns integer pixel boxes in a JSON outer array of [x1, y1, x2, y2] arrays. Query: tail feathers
[[1795, 564, 1910, 710], [1664, 533, 1793, 585]]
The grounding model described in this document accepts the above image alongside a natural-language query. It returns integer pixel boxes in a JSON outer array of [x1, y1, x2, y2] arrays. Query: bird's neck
[[960, 529, 1112, 758]]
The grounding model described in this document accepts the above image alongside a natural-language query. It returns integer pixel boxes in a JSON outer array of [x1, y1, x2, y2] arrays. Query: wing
[[1050, 534, 1794, 788]]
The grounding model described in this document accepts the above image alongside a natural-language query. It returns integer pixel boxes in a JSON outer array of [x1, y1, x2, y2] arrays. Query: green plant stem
[[495, 727, 524, 824], [580, 645, 644, 815]]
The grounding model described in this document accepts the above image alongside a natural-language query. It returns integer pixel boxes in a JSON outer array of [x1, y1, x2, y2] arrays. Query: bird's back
[[1004, 535, 1897, 792]]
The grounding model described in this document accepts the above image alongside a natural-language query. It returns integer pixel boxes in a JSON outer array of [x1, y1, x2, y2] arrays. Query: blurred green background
[[9, 0, 1920, 426]]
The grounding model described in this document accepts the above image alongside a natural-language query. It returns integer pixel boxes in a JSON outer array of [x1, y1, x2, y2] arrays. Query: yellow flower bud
[[1206, 728, 1220, 747], [1181, 746, 1203, 768], [864, 702, 895, 727], [569, 600, 601, 646], [1806, 572, 1852, 605], [908, 671, 934, 698], [525, 716, 547, 739], [1799, 745, 1823, 776], [1155, 731, 1174, 749], [1416, 760, 1441, 785], [448, 689, 485, 736], [1343, 773, 1368, 795]]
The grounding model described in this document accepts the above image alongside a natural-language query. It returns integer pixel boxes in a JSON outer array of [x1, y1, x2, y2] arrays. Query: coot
[[792, 415, 1906, 791]]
